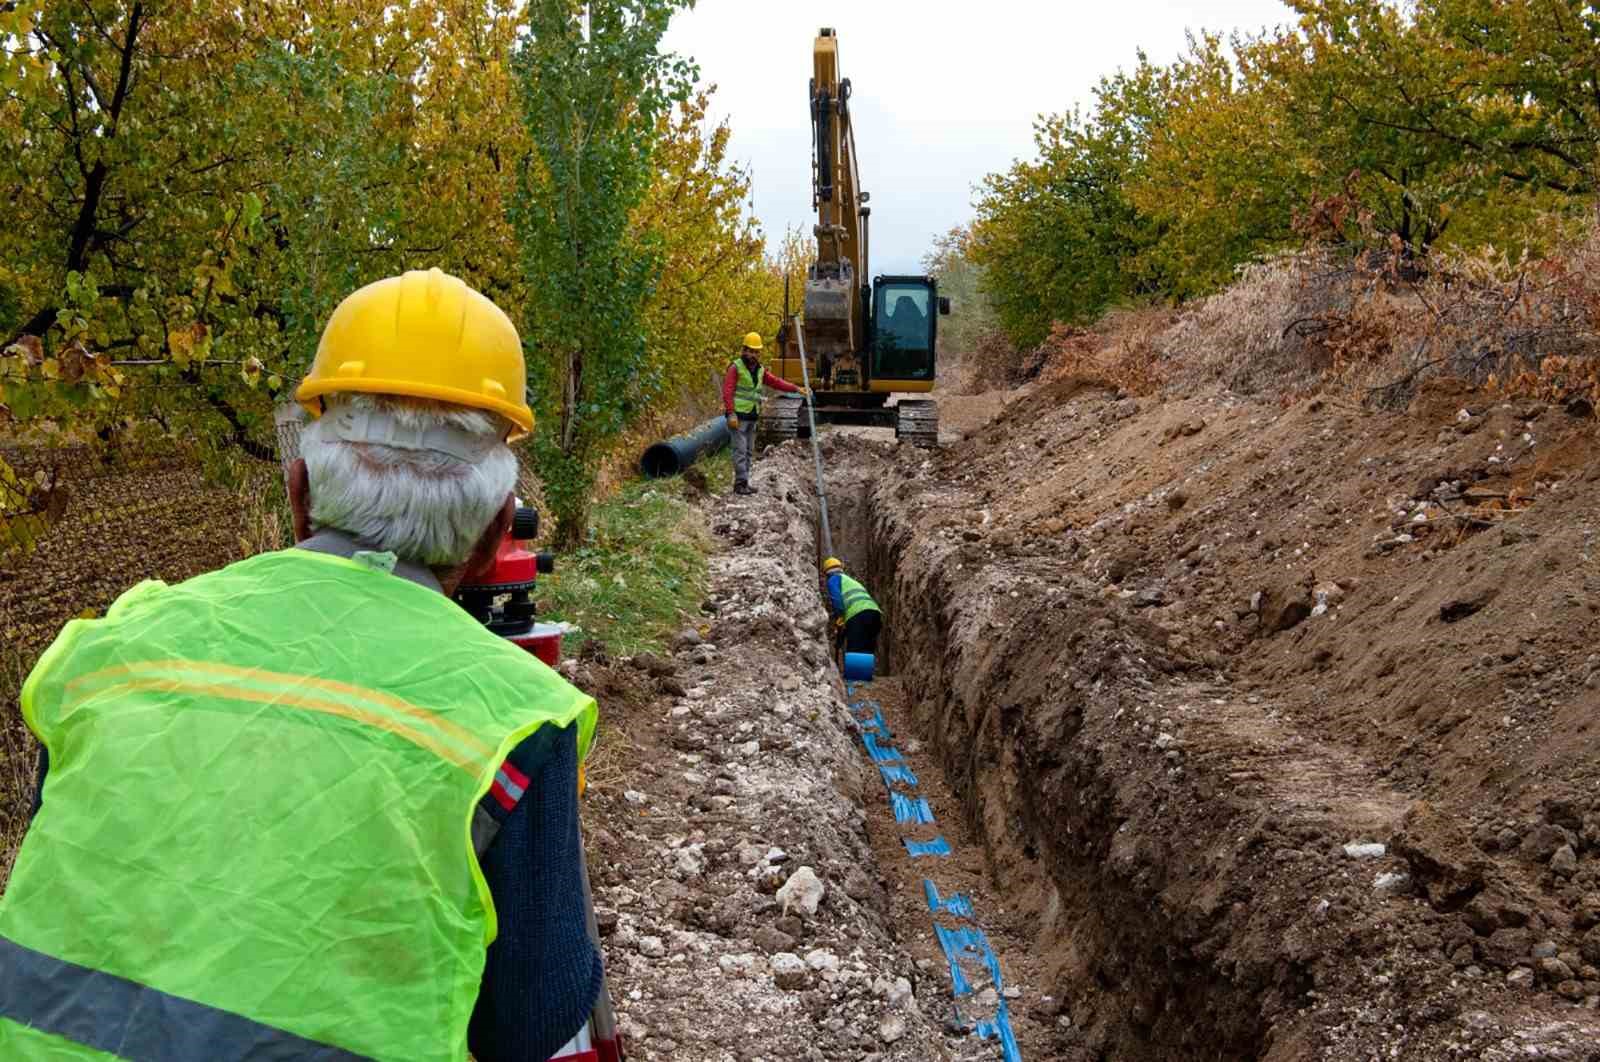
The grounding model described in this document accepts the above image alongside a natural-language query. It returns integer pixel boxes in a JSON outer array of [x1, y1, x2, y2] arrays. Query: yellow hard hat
[[821, 556, 843, 573], [742, 332, 763, 351], [296, 268, 534, 440]]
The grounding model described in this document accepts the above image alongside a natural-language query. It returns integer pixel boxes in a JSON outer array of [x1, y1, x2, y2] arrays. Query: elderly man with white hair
[[2, 270, 606, 1062]]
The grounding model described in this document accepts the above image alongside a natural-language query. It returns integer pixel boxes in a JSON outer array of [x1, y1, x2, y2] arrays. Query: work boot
[[734, 483, 756, 496]]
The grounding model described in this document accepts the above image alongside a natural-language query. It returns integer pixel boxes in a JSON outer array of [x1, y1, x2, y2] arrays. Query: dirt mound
[[787, 379, 1600, 1059]]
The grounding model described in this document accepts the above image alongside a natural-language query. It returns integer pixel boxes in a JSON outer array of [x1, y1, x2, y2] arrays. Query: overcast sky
[[662, 0, 1294, 275]]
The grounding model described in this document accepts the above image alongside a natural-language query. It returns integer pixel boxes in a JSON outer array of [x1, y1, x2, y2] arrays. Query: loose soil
[[763, 374, 1600, 1060]]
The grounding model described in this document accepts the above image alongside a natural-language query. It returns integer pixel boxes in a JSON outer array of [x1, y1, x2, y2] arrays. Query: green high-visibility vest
[[731, 357, 766, 415], [837, 572, 880, 622], [0, 548, 597, 1062]]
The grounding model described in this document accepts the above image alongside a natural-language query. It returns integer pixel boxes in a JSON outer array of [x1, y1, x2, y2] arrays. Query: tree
[[634, 86, 774, 422], [0, 1, 537, 555], [921, 226, 996, 356], [512, 0, 695, 547], [970, 55, 1174, 347], [0, 2, 520, 450]]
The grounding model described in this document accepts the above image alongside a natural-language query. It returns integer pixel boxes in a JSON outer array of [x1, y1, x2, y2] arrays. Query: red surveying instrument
[[453, 506, 625, 1062]]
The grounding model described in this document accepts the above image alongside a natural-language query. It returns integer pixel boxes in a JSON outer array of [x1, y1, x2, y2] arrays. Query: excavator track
[[758, 395, 805, 448], [895, 399, 939, 447]]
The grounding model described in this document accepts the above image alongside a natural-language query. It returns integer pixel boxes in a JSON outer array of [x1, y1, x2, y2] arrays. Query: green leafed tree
[[512, 0, 696, 547], [969, 55, 1174, 348]]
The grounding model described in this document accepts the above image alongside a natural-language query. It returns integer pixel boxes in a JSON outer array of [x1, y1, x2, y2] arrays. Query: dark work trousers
[[841, 610, 882, 656]]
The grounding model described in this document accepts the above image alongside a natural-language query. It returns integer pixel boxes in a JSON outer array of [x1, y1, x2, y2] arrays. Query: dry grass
[[1034, 305, 1180, 396], [959, 329, 1026, 393], [1026, 216, 1600, 410]]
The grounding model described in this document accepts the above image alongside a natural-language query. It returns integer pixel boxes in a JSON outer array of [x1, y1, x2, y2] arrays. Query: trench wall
[[807, 438, 1309, 1061]]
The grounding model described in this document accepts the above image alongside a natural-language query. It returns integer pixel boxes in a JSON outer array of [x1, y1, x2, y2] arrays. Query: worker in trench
[[723, 330, 809, 496], [822, 556, 883, 663], [0, 269, 609, 1062]]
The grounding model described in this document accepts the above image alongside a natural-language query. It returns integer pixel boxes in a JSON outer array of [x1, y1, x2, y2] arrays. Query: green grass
[[536, 451, 729, 656]]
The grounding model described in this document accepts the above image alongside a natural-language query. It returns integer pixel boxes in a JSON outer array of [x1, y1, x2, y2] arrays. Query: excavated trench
[[804, 437, 1299, 1062]]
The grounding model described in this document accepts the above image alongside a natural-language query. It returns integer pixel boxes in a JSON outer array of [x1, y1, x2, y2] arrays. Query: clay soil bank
[[777, 376, 1600, 1061]]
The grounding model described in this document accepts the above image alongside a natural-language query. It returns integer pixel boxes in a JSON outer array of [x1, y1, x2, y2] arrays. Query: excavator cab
[[870, 276, 949, 384]]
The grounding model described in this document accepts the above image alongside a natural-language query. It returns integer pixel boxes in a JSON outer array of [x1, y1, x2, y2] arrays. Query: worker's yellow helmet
[[742, 332, 763, 351], [821, 556, 843, 573], [296, 268, 534, 440]]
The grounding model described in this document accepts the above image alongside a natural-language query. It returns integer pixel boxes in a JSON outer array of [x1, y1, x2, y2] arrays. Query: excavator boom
[[766, 27, 946, 449]]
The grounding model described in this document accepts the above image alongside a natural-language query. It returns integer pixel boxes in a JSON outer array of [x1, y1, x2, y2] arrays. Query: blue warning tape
[[878, 764, 919, 788], [977, 1001, 1023, 1059], [845, 680, 1021, 1060], [860, 732, 904, 764], [891, 792, 935, 825], [934, 924, 983, 995], [923, 880, 974, 918], [903, 836, 951, 858]]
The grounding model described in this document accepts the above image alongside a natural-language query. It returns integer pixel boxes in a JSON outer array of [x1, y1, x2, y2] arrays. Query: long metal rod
[[792, 318, 834, 558]]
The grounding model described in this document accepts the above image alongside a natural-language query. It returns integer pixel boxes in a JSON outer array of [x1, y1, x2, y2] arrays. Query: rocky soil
[[571, 469, 1006, 1061]]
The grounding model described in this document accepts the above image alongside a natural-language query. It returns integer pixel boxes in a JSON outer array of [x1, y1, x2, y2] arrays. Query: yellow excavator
[[763, 26, 949, 448]]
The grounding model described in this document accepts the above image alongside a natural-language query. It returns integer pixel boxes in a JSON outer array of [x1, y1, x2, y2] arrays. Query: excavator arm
[[804, 27, 869, 379], [763, 27, 943, 449]]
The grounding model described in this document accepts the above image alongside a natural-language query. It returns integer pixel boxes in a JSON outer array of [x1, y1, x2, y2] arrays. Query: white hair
[[300, 393, 518, 567]]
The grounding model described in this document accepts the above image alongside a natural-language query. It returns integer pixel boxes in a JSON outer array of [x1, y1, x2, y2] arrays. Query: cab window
[[873, 284, 932, 379]]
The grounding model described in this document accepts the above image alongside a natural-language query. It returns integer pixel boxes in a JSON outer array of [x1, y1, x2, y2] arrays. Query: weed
[[535, 460, 719, 657]]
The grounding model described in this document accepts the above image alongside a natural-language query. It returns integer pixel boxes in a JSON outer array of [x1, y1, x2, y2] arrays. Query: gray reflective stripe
[[472, 803, 502, 858], [0, 934, 373, 1062]]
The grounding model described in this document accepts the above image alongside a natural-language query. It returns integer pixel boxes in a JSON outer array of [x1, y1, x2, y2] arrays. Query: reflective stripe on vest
[[0, 934, 370, 1061], [731, 358, 765, 414], [1, 548, 598, 1062], [837, 573, 880, 622]]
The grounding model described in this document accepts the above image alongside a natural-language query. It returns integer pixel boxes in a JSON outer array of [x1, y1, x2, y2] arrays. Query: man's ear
[[288, 459, 313, 543], [461, 495, 515, 583]]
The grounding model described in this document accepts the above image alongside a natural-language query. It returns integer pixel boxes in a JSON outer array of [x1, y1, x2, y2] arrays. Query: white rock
[[1343, 842, 1387, 859], [1373, 871, 1411, 894], [770, 952, 808, 989], [878, 1014, 907, 1044], [887, 976, 914, 1009], [717, 953, 759, 977], [637, 936, 665, 958], [674, 845, 705, 877], [623, 790, 648, 806], [1154, 732, 1176, 750], [776, 865, 825, 918], [765, 846, 789, 864], [804, 948, 840, 973], [738, 739, 760, 757], [737, 842, 767, 867]]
